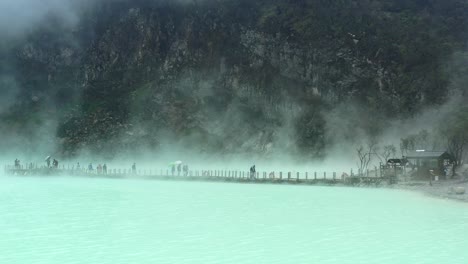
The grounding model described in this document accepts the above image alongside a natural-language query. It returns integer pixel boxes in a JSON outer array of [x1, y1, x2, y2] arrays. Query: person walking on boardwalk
[[76, 162, 81, 170], [132, 163, 137, 174], [103, 164, 107, 174], [250, 165, 256, 179], [183, 164, 189, 176], [88, 163, 93, 173], [177, 164, 181, 176], [97, 164, 102, 174], [171, 164, 176, 176], [14, 159, 20, 169], [53, 159, 59, 169], [46, 156, 51, 168], [177, 164, 182, 176]]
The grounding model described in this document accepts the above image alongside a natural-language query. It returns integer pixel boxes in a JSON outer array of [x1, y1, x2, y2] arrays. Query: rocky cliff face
[[1, 0, 467, 159]]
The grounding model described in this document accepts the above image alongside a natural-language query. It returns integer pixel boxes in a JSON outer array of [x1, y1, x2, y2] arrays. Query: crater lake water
[[1, 176, 467, 264]]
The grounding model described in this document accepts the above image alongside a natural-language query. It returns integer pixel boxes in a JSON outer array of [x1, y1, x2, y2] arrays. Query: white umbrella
[[168, 160, 183, 166], [45, 156, 51, 161]]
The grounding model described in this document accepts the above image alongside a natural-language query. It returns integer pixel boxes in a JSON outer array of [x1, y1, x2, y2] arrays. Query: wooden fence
[[3, 163, 395, 186]]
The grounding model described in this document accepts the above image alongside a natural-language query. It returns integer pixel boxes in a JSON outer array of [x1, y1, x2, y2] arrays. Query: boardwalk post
[[314, 172, 317, 180], [280, 172, 282, 180], [333, 172, 336, 180], [306, 172, 308, 180], [297, 172, 299, 180], [288, 172, 291, 180], [324, 172, 326, 179]]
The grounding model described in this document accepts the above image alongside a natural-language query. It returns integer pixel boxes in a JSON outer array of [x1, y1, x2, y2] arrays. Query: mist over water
[[0, 176, 467, 264]]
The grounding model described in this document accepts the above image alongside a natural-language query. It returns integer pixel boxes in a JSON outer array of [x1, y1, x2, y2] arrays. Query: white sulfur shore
[[394, 179, 468, 203]]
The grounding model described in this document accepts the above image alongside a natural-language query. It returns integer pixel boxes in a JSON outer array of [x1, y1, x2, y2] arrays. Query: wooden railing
[[4, 163, 395, 186]]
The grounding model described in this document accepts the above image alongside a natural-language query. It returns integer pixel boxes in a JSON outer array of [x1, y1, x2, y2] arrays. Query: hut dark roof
[[405, 151, 452, 159], [387, 158, 407, 164]]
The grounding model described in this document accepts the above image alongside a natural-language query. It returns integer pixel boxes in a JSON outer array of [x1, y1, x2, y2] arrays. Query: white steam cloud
[[0, 0, 86, 38]]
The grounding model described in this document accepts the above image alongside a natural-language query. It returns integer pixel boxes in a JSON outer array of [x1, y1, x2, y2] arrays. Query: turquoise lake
[[1, 176, 467, 264]]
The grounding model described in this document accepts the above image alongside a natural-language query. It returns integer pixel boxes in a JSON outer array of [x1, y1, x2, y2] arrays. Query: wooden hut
[[404, 150, 454, 180]]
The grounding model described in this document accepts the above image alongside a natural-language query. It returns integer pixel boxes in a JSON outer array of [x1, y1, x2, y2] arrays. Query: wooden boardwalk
[[3, 165, 396, 187]]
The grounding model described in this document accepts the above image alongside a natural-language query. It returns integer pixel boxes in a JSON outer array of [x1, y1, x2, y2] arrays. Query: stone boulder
[[454, 187, 466, 195]]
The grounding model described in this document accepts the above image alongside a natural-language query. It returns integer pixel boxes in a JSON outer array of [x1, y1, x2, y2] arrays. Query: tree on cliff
[[443, 106, 468, 170]]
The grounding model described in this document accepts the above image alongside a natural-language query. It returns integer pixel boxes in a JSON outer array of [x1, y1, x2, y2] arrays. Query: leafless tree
[[400, 130, 432, 156], [377, 144, 397, 164], [442, 106, 468, 173], [446, 131, 467, 168], [356, 140, 377, 176]]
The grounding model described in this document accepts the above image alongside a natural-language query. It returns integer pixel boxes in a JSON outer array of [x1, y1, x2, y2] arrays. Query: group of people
[[45, 156, 59, 168], [14, 158, 258, 180], [81, 162, 108, 174], [171, 164, 189, 176]]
